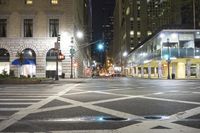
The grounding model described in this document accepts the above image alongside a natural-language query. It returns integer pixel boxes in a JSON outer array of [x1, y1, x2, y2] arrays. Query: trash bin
[[171, 73, 175, 79]]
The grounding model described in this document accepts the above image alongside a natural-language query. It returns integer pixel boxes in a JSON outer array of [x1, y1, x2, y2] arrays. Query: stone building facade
[[0, 0, 92, 78]]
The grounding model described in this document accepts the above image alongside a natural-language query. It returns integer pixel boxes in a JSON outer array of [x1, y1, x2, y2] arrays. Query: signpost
[[55, 34, 60, 80], [70, 46, 75, 78]]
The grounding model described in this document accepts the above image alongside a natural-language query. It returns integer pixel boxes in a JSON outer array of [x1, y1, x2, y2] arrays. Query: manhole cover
[[102, 117, 128, 121], [144, 115, 169, 120]]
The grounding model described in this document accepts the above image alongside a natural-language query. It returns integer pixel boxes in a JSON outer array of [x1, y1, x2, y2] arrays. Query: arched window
[[46, 48, 58, 61], [22, 48, 36, 59], [0, 48, 9, 61]]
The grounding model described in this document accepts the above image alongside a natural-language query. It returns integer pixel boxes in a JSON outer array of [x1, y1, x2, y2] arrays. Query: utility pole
[[55, 34, 60, 80], [70, 37, 75, 79], [167, 38, 171, 79]]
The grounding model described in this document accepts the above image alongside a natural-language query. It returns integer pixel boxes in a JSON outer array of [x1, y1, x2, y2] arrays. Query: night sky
[[92, 0, 115, 62], [92, 0, 115, 41]]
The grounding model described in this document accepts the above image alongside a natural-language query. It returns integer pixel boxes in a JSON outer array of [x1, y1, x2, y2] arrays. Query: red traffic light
[[58, 51, 65, 60]]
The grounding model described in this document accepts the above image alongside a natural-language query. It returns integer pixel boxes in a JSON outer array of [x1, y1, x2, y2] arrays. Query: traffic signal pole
[[55, 34, 60, 80]]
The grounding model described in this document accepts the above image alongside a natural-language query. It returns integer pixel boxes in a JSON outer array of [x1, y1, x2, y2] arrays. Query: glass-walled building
[[126, 29, 200, 79]]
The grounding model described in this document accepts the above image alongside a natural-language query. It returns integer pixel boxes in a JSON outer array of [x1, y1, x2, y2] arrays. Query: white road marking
[[141, 96, 200, 105], [153, 92, 164, 95], [56, 97, 142, 120], [0, 102, 34, 105], [0, 108, 24, 111], [0, 99, 42, 101], [0, 84, 80, 132]]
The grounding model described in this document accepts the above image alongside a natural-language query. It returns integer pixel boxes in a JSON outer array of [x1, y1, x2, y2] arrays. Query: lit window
[[130, 31, 134, 36], [51, 0, 59, 5], [126, 7, 130, 15], [25, 0, 33, 5], [130, 17, 134, 21], [137, 32, 141, 37], [137, 17, 141, 21], [147, 31, 152, 36]]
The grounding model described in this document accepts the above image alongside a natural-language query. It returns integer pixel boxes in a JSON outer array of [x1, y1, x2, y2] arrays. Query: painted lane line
[[0, 116, 9, 120], [0, 84, 80, 132], [168, 106, 200, 122], [93, 91, 132, 97], [0, 99, 43, 101], [141, 96, 200, 105], [32, 96, 143, 114], [153, 92, 164, 95], [0, 103, 35, 105], [0, 108, 24, 111], [57, 97, 143, 120]]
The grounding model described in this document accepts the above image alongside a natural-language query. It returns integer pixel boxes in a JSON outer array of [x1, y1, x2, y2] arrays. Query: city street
[[0, 78, 200, 133]]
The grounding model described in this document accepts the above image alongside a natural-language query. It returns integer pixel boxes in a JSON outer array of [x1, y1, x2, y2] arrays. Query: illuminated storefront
[[126, 29, 200, 79]]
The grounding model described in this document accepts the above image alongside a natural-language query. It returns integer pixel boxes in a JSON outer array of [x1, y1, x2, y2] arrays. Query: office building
[[113, 0, 200, 78], [0, 0, 92, 78]]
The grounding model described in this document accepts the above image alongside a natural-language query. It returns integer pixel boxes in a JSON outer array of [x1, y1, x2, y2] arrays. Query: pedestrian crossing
[[0, 84, 58, 121]]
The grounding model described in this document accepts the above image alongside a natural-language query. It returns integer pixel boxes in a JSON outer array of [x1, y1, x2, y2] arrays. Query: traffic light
[[58, 51, 65, 60], [57, 34, 60, 42]]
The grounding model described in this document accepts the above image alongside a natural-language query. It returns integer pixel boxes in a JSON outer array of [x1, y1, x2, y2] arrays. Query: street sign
[[70, 48, 75, 55], [54, 42, 60, 50]]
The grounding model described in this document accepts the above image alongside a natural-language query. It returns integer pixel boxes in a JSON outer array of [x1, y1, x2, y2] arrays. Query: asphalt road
[[0, 78, 200, 133]]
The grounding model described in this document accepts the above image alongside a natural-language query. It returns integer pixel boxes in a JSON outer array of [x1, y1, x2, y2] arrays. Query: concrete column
[[186, 60, 191, 79], [141, 65, 144, 78], [133, 67, 135, 76], [36, 57, 46, 78], [131, 63, 134, 77], [158, 61, 162, 79], [196, 64, 200, 78], [148, 63, 151, 79], [154, 67, 157, 78], [177, 62, 186, 79], [172, 63, 176, 79], [10, 56, 19, 77], [135, 67, 138, 77]]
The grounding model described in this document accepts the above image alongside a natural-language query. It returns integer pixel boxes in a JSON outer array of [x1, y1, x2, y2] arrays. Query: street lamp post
[[121, 51, 128, 76], [55, 34, 60, 80], [167, 38, 171, 79], [55, 50, 59, 80], [70, 37, 75, 79]]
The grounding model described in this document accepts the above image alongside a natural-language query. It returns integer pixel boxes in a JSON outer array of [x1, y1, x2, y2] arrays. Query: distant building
[[113, 0, 200, 76], [91, 0, 115, 67], [0, 0, 92, 78], [126, 29, 200, 79]]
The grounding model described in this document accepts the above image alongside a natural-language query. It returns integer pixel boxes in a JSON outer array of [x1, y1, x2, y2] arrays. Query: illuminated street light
[[76, 31, 84, 39], [98, 43, 104, 51], [123, 51, 128, 57]]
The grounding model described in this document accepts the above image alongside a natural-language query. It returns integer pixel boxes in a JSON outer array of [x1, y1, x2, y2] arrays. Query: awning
[[12, 59, 36, 65]]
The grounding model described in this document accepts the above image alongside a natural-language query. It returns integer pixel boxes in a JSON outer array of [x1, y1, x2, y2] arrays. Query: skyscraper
[[92, 0, 115, 66], [113, 0, 200, 66]]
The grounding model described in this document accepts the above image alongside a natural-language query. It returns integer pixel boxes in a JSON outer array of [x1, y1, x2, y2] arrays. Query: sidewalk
[[44, 78, 89, 84]]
